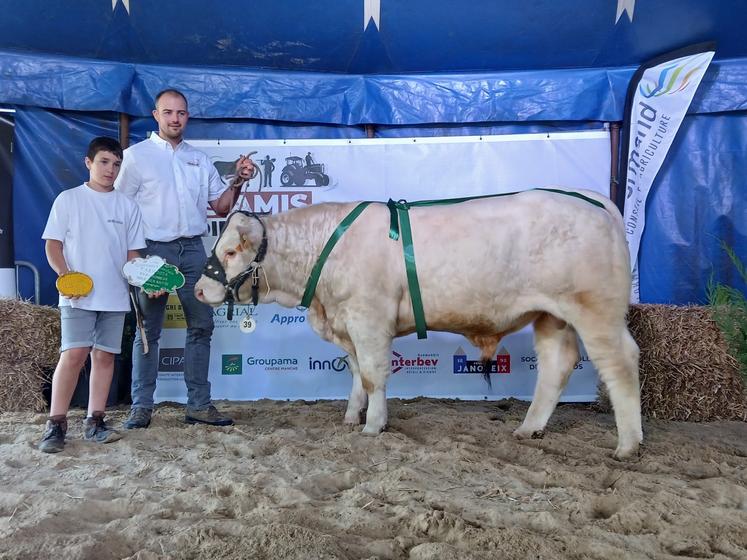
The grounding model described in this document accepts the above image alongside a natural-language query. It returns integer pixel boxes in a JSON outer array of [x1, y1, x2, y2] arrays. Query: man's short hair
[[87, 136, 123, 161], [155, 88, 189, 109]]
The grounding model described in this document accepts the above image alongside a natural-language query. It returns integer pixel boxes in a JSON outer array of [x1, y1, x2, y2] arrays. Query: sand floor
[[1, 398, 746, 560]]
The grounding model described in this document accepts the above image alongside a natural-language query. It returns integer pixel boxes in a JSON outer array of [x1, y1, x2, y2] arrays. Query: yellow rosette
[[56, 271, 93, 297]]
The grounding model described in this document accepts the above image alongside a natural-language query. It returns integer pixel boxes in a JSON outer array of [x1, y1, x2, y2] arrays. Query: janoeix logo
[[452, 346, 510, 374]]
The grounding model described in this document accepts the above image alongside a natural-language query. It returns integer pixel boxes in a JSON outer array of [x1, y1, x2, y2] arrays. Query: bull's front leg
[[346, 327, 392, 435], [343, 354, 367, 425], [362, 366, 389, 435], [308, 302, 368, 424]]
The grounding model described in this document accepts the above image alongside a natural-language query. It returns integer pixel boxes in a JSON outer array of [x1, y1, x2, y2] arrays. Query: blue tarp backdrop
[[3, 0, 747, 305]]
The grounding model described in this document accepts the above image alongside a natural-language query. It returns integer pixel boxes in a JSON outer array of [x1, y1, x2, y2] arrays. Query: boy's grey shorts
[[60, 306, 126, 353]]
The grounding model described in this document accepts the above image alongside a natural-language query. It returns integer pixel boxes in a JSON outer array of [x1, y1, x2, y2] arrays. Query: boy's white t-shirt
[[42, 184, 146, 311]]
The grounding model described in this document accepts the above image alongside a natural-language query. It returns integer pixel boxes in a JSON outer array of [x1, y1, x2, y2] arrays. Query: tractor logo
[[280, 152, 330, 187]]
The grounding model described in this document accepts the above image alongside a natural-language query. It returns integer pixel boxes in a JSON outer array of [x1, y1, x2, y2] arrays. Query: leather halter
[[203, 211, 268, 320]]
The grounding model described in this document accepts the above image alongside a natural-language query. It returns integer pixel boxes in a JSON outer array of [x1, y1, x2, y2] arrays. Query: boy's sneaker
[[185, 404, 234, 426], [123, 407, 152, 429], [38, 417, 67, 453], [83, 413, 122, 444]]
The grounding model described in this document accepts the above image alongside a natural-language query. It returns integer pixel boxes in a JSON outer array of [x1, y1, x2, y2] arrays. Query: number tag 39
[[240, 316, 257, 333]]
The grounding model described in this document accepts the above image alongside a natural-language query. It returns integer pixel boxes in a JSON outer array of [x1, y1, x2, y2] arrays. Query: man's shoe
[[84, 413, 122, 444], [38, 418, 67, 453], [185, 405, 234, 426], [123, 407, 152, 430]]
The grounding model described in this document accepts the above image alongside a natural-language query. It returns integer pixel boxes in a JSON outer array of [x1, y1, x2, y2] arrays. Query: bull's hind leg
[[514, 313, 580, 440], [572, 311, 642, 459]]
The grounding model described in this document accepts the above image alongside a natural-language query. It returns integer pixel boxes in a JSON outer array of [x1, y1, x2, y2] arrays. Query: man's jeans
[[131, 237, 214, 411]]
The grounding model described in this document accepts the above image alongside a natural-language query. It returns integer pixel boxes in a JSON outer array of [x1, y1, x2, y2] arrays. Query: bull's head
[[195, 211, 268, 310]]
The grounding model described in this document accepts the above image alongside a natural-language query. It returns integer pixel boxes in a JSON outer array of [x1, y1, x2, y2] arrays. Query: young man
[[39, 136, 145, 453], [114, 89, 255, 429]]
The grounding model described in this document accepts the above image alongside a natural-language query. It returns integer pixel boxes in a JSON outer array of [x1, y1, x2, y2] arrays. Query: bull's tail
[[481, 358, 493, 389]]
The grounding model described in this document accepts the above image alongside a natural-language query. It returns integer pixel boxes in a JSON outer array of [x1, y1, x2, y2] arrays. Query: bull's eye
[[225, 250, 236, 258]]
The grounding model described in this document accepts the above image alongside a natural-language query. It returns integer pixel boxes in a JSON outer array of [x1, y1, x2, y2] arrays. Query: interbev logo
[[453, 346, 510, 375], [222, 354, 243, 375], [391, 351, 439, 374]]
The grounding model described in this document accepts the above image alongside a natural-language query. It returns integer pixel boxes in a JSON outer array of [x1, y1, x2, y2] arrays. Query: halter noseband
[[204, 211, 268, 320]]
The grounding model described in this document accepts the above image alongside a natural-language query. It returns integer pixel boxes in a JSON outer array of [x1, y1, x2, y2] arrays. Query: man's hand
[[234, 154, 256, 184]]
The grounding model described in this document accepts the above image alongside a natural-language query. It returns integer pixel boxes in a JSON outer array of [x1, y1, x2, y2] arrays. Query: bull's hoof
[[343, 411, 363, 425], [361, 423, 387, 436], [613, 443, 641, 461], [343, 407, 367, 425], [513, 427, 545, 440]]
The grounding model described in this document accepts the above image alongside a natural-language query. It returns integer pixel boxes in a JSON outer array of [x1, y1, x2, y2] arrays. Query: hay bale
[[0, 299, 61, 412], [599, 304, 747, 421]]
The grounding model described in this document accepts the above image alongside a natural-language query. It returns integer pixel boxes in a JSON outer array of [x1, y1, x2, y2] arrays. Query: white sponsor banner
[[154, 131, 610, 404], [622, 47, 715, 302]]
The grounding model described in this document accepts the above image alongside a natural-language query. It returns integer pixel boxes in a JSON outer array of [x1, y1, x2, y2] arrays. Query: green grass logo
[[222, 354, 243, 375]]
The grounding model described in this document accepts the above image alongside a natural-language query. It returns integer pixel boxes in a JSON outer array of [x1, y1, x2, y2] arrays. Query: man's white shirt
[[114, 133, 228, 242], [43, 184, 146, 311]]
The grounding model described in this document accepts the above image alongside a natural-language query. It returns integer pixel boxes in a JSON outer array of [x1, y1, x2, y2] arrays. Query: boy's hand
[[143, 288, 168, 299], [55, 265, 93, 301]]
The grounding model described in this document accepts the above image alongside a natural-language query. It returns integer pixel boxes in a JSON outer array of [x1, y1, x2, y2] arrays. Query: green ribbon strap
[[385, 188, 604, 240], [300, 201, 373, 309], [387, 199, 428, 338], [301, 189, 607, 339]]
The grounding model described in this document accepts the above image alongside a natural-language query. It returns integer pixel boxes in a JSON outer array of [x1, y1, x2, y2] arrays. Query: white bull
[[195, 189, 642, 459]]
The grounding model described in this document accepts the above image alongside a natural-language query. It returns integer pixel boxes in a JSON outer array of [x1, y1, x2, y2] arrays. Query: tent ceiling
[[0, 0, 743, 74]]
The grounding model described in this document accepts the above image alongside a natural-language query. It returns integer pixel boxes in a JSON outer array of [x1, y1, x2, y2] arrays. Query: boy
[[38, 136, 145, 453]]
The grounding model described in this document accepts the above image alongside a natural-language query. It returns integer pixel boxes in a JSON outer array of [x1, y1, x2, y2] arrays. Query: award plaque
[[122, 256, 186, 295], [56, 271, 94, 297]]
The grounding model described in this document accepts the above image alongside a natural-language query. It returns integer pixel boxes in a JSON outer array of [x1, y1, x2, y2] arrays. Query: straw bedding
[[599, 304, 747, 421], [0, 299, 60, 412], [1, 300, 745, 420]]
